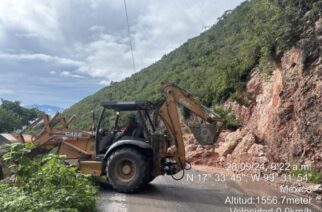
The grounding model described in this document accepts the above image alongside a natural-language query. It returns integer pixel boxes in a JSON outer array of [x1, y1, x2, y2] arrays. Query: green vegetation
[[290, 166, 322, 184], [213, 105, 242, 130], [64, 0, 322, 129], [0, 99, 41, 133], [0, 143, 97, 212], [229, 91, 251, 107]]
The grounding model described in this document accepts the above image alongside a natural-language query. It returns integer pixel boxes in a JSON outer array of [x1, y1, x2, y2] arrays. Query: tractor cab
[[95, 100, 160, 155]]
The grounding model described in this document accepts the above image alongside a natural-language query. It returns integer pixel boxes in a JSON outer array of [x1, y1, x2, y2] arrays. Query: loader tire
[[106, 148, 149, 193], [143, 160, 155, 185], [143, 175, 155, 185]]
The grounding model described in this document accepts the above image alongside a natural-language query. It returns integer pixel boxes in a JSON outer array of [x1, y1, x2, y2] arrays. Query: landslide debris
[[185, 16, 322, 202]]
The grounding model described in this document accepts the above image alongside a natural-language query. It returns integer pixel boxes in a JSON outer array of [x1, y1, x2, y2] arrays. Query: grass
[[290, 166, 322, 184]]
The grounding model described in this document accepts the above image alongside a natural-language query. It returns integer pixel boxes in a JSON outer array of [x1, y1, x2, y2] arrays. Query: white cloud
[[98, 80, 109, 85], [0, 0, 244, 107], [14, 32, 39, 38], [0, 53, 84, 67], [75, 34, 134, 81], [0, 0, 243, 85], [72, 0, 243, 83], [0, 0, 62, 41], [0, 22, 5, 43], [89, 25, 105, 33], [59, 71, 84, 79], [0, 88, 15, 94]]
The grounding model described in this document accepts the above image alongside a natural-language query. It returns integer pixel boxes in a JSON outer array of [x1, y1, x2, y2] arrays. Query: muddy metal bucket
[[189, 123, 219, 145]]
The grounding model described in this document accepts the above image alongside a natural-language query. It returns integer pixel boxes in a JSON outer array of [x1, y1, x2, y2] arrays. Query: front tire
[[106, 148, 149, 193]]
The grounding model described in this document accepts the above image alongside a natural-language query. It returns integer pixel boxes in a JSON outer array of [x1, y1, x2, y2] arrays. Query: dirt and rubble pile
[[185, 18, 322, 174], [185, 131, 273, 175]]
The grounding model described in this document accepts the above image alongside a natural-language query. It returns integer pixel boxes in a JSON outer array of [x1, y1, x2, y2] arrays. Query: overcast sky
[[0, 0, 243, 108]]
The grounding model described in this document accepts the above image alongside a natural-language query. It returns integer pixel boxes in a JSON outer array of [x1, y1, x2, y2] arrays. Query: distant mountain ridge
[[25, 104, 64, 116]]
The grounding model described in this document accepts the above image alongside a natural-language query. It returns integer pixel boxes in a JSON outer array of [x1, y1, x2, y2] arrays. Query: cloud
[[76, 34, 135, 81], [14, 32, 39, 38], [0, 53, 84, 67], [0, 22, 5, 43], [0, 0, 62, 41], [0, 88, 15, 94], [72, 0, 244, 82], [59, 71, 85, 78], [0, 0, 243, 83], [98, 80, 109, 86], [0, 0, 244, 107], [89, 25, 105, 33]]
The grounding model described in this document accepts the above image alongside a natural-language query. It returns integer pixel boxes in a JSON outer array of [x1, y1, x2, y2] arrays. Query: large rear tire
[[143, 159, 155, 185], [106, 148, 149, 193]]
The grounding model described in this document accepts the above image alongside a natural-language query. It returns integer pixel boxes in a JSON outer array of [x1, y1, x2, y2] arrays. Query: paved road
[[97, 169, 321, 212]]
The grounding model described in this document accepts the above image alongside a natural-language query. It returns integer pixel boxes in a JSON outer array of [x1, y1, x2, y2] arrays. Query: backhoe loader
[[1, 82, 223, 192]]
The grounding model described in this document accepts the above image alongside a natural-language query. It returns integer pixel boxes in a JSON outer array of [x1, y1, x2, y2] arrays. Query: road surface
[[97, 169, 321, 212]]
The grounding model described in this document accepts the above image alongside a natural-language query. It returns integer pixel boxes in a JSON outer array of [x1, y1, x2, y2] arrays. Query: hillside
[[185, 15, 321, 176], [64, 0, 321, 129]]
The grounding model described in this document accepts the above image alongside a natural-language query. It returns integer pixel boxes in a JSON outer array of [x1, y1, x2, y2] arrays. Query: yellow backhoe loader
[[1, 82, 223, 193]]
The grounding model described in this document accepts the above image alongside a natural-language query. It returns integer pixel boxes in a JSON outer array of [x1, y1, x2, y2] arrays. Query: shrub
[[0, 143, 97, 212], [213, 105, 242, 130], [229, 92, 251, 107]]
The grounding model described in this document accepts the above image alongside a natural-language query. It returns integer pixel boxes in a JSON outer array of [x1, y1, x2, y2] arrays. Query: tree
[[0, 99, 41, 133]]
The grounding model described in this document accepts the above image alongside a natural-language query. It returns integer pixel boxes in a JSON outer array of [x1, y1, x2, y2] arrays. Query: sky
[[0, 0, 243, 108]]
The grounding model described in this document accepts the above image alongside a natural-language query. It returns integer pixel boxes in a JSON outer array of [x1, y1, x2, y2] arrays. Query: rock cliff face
[[186, 18, 322, 171]]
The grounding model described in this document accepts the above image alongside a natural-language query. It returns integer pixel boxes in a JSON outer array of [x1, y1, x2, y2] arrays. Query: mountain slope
[[184, 16, 321, 178], [64, 0, 321, 129]]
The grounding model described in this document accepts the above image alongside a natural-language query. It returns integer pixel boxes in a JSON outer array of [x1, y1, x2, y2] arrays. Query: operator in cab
[[121, 114, 144, 138], [98, 114, 144, 153]]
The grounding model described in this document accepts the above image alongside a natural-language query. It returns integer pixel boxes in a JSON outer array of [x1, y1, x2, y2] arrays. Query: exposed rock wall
[[230, 17, 322, 167], [185, 18, 322, 171]]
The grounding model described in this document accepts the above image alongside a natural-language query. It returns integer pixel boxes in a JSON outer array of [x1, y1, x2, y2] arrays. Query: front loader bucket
[[189, 123, 219, 145]]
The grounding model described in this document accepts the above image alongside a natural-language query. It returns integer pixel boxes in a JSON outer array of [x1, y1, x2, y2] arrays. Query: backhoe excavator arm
[[158, 82, 223, 165]]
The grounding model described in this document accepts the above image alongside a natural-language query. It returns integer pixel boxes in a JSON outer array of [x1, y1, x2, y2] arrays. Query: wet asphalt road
[[97, 169, 321, 212]]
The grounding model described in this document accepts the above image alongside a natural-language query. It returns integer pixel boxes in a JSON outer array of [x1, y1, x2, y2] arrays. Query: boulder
[[216, 130, 243, 156], [311, 184, 322, 194], [186, 144, 197, 152], [203, 145, 214, 150], [233, 133, 256, 155], [247, 144, 265, 157], [184, 134, 196, 144], [196, 145, 204, 152]]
